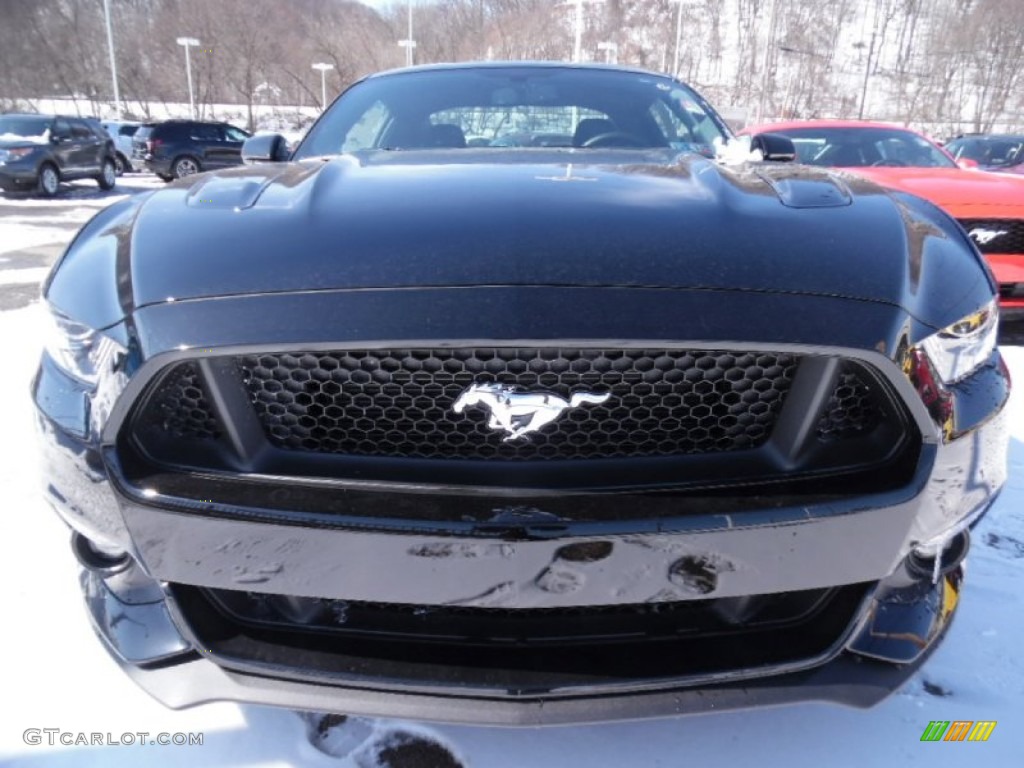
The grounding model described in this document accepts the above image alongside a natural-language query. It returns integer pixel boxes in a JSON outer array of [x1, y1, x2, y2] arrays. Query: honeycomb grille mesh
[[957, 218, 1024, 255], [816, 369, 879, 441], [144, 362, 220, 440], [236, 348, 799, 461]]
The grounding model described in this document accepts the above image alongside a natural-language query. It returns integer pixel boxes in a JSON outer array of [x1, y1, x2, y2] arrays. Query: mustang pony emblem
[[968, 228, 1007, 246], [452, 383, 610, 441]]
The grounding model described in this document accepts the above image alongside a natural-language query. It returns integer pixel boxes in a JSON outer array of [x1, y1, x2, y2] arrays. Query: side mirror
[[750, 132, 797, 162], [956, 158, 979, 170], [242, 133, 290, 164]]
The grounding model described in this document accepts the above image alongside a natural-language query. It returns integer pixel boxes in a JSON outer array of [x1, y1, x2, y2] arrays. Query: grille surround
[[127, 345, 918, 498], [237, 348, 799, 461], [957, 218, 1024, 255]]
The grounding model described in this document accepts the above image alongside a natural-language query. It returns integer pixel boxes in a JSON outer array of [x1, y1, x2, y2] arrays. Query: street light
[[176, 37, 200, 119], [398, 39, 417, 67], [597, 41, 618, 64], [311, 62, 334, 110], [102, 0, 121, 117]]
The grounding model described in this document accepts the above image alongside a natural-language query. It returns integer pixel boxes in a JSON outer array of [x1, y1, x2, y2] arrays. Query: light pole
[[102, 0, 121, 117], [398, 0, 416, 66], [856, 29, 879, 120], [672, 0, 684, 77], [597, 41, 618, 64], [176, 37, 200, 119], [573, 0, 583, 62], [311, 63, 334, 109], [563, 0, 603, 63]]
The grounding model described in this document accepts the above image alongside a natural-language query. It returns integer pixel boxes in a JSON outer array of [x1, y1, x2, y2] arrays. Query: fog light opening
[[71, 531, 131, 576], [907, 531, 970, 583]]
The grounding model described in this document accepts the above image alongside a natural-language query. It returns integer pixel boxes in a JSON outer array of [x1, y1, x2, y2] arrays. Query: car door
[[188, 123, 222, 169], [49, 118, 77, 174], [68, 119, 102, 177], [221, 125, 250, 166]]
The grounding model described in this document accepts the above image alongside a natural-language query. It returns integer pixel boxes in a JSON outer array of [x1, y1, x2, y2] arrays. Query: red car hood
[[849, 166, 1024, 217]]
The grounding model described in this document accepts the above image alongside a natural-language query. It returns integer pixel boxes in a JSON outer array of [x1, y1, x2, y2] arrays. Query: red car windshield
[[772, 126, 955, 168]]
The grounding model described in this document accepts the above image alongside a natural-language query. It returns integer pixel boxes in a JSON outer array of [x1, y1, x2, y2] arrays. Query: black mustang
[[34, 64, 1008, 725]]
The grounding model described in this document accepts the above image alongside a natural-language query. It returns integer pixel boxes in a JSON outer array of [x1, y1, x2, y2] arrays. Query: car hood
[[0, 138, 46, 149], [116, 151, 984, 321], [849, 166, 1024, 214]]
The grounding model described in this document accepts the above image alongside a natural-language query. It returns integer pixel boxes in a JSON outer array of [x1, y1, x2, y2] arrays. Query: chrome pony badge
[[968, 228, 1007, 246], [452, 383, 610, 442]]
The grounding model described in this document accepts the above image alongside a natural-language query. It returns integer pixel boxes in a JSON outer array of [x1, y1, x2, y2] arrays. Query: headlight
[[920, 299, 998, 384], [43, 305, 125, 386], [0, 147, 35, 162]]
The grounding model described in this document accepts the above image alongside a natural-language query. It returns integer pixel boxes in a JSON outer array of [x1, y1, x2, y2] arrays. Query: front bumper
[[32, 287, 1010, 723], [0, 162, 39, 190], [81, 562, 961, 726]]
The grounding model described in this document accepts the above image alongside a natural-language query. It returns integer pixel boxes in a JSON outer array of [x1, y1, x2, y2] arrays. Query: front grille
[[129, 347, 917, 497], [171, 582, 870, 693], [817, 367, 880, 441], [237, 348, 799, 461], [140, 362, 220, 440], [958, 218, 1024, 254]]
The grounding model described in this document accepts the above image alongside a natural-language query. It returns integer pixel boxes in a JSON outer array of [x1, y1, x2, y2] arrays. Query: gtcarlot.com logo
[[23, 729, 204, 747], [920, 721, 997, 742]]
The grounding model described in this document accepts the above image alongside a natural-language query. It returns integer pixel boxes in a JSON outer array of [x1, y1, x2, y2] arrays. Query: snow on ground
[[0, 195, 1021, 765]]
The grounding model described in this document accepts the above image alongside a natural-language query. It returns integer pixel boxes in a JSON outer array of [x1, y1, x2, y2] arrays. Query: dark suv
[[132, 120, 250, 180], [0, 113, 117, 196]]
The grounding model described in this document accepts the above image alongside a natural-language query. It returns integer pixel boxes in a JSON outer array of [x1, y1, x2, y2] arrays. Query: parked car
[[100, 119, 142, 174], [0, 113, 117, 196], [944, 133, 1024, 171], [132, 119, 251, 180], [743, 119, 1024, 312], [36, 64, 1008, 725]]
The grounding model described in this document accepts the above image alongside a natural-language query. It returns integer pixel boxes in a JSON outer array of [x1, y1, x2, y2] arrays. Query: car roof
[[363, 60, 679, 82], [744, 119, 923, 134]]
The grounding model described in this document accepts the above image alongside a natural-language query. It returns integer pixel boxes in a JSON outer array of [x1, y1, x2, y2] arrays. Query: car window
[[161, 124, 188, 140], [189, 124, 222, 141], [70, 120, 94, 139], [425, 105, 608, 147], [298, 67, 730, 158], [119, 125, 139, 137], [53, 118, 71, 139], [0, 115, 51, 141], [340, 100, 392, 152], [224, 126, 248, 142], [768, 126, 955, 168]]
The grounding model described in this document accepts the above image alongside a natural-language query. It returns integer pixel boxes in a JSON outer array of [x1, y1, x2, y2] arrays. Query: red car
[[743, 120, 1024, 311]]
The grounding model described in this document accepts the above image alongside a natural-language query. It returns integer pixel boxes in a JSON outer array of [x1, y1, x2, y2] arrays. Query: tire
[[171, 155, 200, 179], [37, 163, 60, 197], [157, 173, 174, 182], [113, 153, 128, 176], [96, 158, 117, 190]]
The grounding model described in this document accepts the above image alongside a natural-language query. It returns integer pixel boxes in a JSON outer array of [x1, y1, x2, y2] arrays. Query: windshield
[[295, 66, 730, 158], [773, 126, 956, 168], [0, 115, 50, 142], [945, 136, 1024, 168]]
